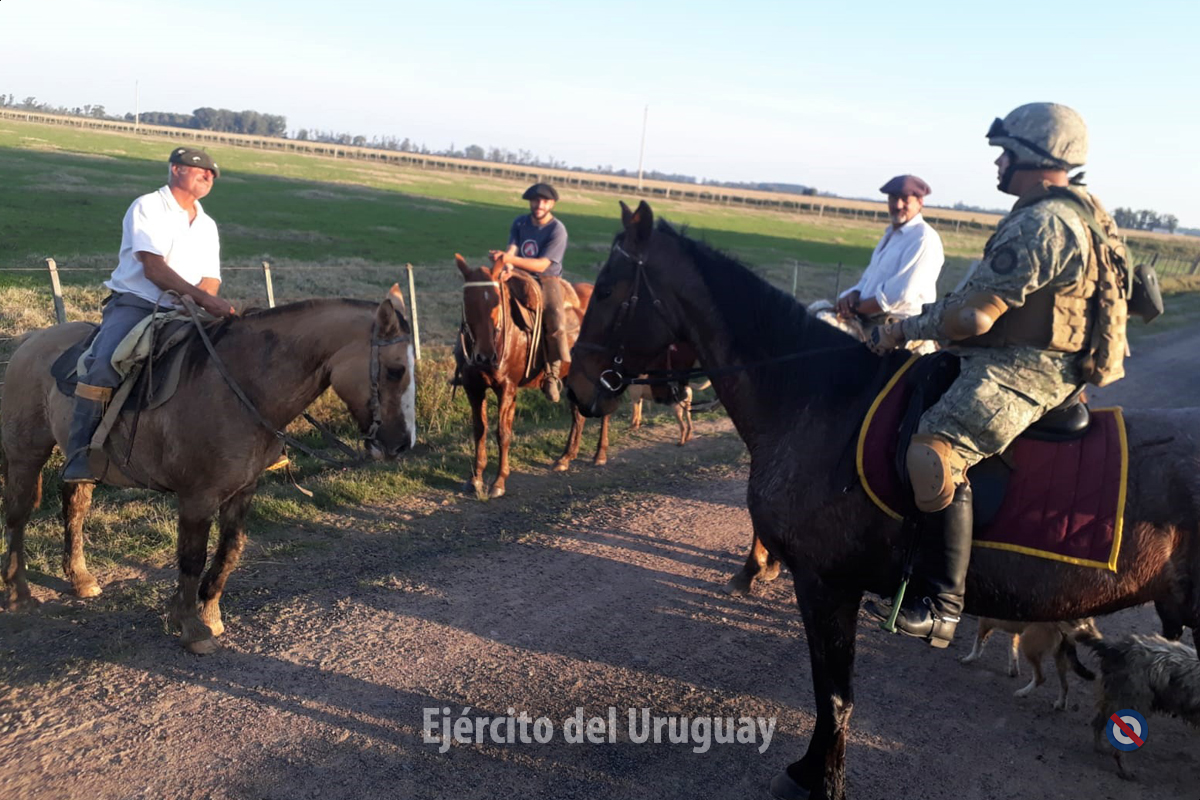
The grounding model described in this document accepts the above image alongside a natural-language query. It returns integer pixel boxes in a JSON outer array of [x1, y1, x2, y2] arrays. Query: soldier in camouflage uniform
[[864, 103, 1124, 647]]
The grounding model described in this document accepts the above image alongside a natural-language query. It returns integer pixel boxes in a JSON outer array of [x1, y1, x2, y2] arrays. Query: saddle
[[50, 314, 214, 488], [859, 352, 1128, 571], [504, 273, 582, 334]]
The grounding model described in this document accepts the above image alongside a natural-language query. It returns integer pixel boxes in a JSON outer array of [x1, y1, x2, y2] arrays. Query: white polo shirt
[[105, 186, 221, 305], [839, 214, 944, 319]]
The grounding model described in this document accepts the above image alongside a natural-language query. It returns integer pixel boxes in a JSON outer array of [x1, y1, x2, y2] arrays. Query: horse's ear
[[379, 283, 409, 334], [627, 200, 654, 246], [455, 253, 472, 280], [490, 256, 506, 281], [620, 200, 634, 226]]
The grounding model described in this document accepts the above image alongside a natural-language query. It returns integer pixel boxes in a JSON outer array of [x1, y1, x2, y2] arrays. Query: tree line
[[1112, 207, 1179, 234]]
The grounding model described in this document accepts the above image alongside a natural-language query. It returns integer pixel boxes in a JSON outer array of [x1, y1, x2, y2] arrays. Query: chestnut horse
[[567, 201, 1200, 800], [455, 254, 610, 499], [1, 288, 416, 653]]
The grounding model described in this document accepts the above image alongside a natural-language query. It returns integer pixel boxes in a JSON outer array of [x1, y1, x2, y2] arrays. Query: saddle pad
[[857, 357, 1129, 572]]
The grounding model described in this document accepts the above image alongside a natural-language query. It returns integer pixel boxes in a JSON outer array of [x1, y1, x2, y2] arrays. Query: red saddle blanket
[[856, 357, 1129, 572]]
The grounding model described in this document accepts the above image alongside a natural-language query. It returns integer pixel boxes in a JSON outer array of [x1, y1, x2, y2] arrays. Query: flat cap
[[879, 174, 929, 198], [522, 182, 559, 201], [169, 147, 220, 178]]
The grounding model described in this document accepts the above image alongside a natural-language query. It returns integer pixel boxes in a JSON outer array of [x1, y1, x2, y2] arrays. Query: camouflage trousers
[[917, 347, 1084, 485]]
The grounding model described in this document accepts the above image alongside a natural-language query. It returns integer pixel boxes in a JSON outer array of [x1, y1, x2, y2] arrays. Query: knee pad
[[906, 434, 966, 512]]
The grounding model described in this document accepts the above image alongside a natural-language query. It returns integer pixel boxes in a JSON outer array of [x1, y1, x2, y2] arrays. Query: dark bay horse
[[2, 288, 416, 653], [566, 201, 1200, 800], [455, 254, 610, 499]]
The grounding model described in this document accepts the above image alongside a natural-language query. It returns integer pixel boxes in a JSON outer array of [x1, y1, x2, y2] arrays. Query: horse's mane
[[655, 220, 886, 407]]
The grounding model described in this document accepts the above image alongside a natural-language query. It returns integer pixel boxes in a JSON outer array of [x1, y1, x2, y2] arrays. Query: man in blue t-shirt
[[489, 182, 570, 401]]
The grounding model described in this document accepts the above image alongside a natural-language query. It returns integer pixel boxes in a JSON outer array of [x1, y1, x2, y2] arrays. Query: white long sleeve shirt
[[839, 214, 944, 319]]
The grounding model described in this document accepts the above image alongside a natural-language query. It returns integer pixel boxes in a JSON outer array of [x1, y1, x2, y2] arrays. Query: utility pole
[[134, 80, 139, 130], [636, 105, 648, 191]]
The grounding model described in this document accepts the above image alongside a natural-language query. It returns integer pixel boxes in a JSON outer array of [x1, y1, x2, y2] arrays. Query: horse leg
[[553, 404, 585, 473], [631, 396, 643, 430], [60, 481, 101, 598], [592, 413, 609, 466], [489, 387, 516, 499], [199, 483, 255, 637], [168, 499, 218, 654], [2, 453, 50, 610], [464, 385, 487, 496], [773, 572, 862, 800], [726, 529, 781, 596], [1155, 598, 1185, 640]]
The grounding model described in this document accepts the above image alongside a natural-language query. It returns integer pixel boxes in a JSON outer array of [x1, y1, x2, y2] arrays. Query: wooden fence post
[[405, 263, 421, 361], [1190, 255, 1200, 276], [261, 260, 276, 308], [791, 261, 799, 298], [45, 257, 66, 324]]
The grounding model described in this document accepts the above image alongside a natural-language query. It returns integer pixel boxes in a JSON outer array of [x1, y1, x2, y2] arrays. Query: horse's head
[[456, 253, 507, 369], [567, 200, 683, 417], [329, 285, 417, 459]]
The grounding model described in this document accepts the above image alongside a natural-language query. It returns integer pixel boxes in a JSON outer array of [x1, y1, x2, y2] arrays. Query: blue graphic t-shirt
[[507, 215, 567, 277]]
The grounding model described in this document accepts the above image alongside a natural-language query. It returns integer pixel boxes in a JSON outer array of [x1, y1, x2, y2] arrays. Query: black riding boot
[[870, 484, 973, 648], [62, 397, 106, 484], [542, 360, 563, 402]]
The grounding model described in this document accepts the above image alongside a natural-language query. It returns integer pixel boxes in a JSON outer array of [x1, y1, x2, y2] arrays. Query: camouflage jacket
[[901, 186, 1095, 346]]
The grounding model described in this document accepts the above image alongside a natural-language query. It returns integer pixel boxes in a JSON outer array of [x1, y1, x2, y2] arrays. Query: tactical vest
[[961, 185, 1129, 386]]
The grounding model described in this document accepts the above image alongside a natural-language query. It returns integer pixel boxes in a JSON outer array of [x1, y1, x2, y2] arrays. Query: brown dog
[[960, 617, 1099, 710], [1078, 631, 1200, 780]]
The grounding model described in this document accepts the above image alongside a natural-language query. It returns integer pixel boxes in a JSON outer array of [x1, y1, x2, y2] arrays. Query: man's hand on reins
[[867, 322, 905, 355]]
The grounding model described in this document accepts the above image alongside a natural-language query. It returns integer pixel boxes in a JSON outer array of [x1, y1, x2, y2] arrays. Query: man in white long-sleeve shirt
[[835, 175, 945, 327]]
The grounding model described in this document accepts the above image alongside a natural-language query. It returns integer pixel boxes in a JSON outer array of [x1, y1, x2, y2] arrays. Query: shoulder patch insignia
[[989, 246, 1018, 275]]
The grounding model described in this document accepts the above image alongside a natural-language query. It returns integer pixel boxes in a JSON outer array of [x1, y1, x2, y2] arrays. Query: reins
[[177, 294, 407, 468]]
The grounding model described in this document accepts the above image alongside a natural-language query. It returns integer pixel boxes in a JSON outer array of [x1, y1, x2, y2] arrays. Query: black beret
[[522, 182, 559, 201], [879, 174, 930, 198], [169, 147, 220, 178]]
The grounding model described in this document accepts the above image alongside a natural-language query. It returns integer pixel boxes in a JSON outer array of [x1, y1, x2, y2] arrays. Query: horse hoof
[[463, 480, 484, 496], [201, 614, 226, 637], [592, 457, 607, 467], [184, 636, 220, 655], [725, 578, 751, 597], [769, 770, 811, 800], [488, 485, 506, 499], [4, 595, 42, 612], [73, 580, 103, 599], [552, 460, 570, 473]]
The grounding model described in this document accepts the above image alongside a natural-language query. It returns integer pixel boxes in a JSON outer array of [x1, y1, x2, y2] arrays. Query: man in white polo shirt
[[62, 146, 236, 483], [835, 175, 945, 345]]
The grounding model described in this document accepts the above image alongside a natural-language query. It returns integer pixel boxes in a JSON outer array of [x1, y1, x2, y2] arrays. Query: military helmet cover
[[987, 102, 1088, 170]]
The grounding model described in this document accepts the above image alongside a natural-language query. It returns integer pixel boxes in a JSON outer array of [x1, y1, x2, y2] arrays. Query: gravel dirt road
[[2, 328, 1197, 800]]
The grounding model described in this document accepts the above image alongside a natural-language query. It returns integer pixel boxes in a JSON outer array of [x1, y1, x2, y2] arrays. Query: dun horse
[[455, 254, 609, 498], [1, 289, 417, 653], [567, 202, 1200, 800]]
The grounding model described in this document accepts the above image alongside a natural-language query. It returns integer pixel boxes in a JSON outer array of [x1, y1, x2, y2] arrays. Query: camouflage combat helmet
[[987, 102, 1088, 170]]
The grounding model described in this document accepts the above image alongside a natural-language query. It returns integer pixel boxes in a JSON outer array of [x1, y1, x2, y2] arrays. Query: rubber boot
[[868, 484, 973, 648], [62, 397, 106, 484]]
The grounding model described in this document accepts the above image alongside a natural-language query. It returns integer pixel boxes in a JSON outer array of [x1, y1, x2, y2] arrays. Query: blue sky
[[3, 0, 1197, 226]]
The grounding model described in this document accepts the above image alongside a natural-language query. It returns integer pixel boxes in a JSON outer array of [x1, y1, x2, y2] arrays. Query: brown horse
[[455, 254, 609, 499], [1, 288, 416, 653], [567, 201, 1200, 800]]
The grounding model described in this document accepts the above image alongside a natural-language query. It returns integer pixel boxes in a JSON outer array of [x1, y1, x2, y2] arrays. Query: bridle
[[573, 239, 682, 394], [574, 237, 864, 398], [460, 278, 507, 367], [179, 294, 411, 465]]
